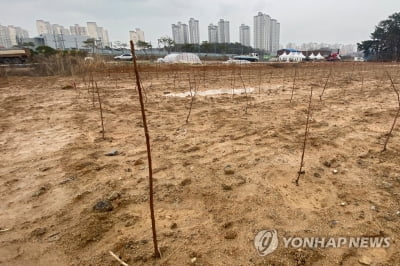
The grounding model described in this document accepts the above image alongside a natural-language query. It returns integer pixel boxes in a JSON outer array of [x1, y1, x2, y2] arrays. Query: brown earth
[[0, 62, 399, 266]]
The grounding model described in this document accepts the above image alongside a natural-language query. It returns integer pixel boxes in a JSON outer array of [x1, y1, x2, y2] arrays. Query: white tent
[[160, 53, 202, 64], [295, 52, 303, 61], [289, 52, 302, 62], [308, 53, 316, 60], [279, 52, 289, 61], [316, 53, 325, 60], [300, 52, 306, 59]]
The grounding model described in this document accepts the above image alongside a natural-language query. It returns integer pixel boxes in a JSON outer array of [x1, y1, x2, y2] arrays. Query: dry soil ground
[[0, 62, 400, 266]]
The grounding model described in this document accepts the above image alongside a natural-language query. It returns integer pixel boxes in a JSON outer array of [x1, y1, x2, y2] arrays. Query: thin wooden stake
[[319, 69, 332, 100], [382, 71, 400, 152], [186, 72, 198, 123], [295, 86, 313, 186], [95, 82, 105, 140], [231, 67, 235, 98], [129, 41, 160, 258], [238, 65, 249, 114], [290, 68, 297, 103]]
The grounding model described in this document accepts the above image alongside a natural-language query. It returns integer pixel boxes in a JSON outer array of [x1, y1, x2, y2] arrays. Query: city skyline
[[1, 18, 357, 55], [2, 0, 399, 48], [35, 20, 110, 47]]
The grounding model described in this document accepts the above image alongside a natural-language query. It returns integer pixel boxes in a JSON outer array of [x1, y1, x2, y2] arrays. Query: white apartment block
[[254, 12, 280, 54], [102, 29, 110, 47], [172, 22, 189, 44], [129, 28, 145, 45], [239, 24, 250, 47], [36, 20, 53, 35], [208, 24, 218, 43], [188, 18, 200, 44], [70, 24, 88, 36], [86, 22, 110, 47], [35, 20, 110, 49], [7, 26, 29, 46], [270, 19, 280, 55], [217, 19, 230, 43], [0, 24, 29, 48], [254, 12, 271, 52], [52, 24, 70, 36], [87, 22, 98, 39], [0, 25, 12, 48]]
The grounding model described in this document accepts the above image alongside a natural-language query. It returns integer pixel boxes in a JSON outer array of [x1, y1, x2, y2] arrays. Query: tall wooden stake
[[295, 86, 313, 186], [319, 69, 332, 101], [95, 82, 105, 140], [382, 71, 400, 152], [290, 68, 297, 103], [130, 41, 160, 258]]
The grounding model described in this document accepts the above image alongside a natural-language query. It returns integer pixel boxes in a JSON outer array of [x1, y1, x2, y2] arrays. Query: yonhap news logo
[[254, 229, 279, 256], [254, 229, 391, 256]]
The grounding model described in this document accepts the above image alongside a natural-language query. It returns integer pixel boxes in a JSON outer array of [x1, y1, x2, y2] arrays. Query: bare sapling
[[382, 71, 400, 152], [203, 63, 206, 88], [87, 72, 92, 94], [376, 71, 385, 89], [94, 82, 105, 140], [359, 65, 364, 90], [289, 68, 298, 103], [173, 71, 177, 90], [319, 69, 332, 100], [348, 62, 356, 81], [89, 72, 96, 107], [238, 65, 249, 114], [295, 86, 313, 186], [258, 69, 262, 94], [186, 72, 198, 123], [83, 75, 87, 90], [73, 81, 79, 98], [268, 71, 273, 90], [231, 66, 236, 98], [129, 41, 160, 258], [361, 72, 364, 90]]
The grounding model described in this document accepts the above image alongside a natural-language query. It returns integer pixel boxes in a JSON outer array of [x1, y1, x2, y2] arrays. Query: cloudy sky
[[1, 0, 399, 46]]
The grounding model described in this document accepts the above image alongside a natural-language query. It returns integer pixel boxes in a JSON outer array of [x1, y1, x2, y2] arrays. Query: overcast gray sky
[[1, 0, 399, 46]]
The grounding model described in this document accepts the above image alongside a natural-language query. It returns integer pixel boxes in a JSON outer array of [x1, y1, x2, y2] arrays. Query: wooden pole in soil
[[295, 86, 313, 186], [95, 82, 105, 140], [319, 69, 332, 101], [231, 66, 235, 98], [186, 72, 197, 123], [238, 64, 249, 114], [268, 71, 273, 91], [382, 71, 400, 152], [289, 68, 297, 103], [129, 41, 160, 258]]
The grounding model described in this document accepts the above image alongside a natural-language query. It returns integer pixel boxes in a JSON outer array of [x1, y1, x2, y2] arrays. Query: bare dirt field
[[0, 62, 399, 265]]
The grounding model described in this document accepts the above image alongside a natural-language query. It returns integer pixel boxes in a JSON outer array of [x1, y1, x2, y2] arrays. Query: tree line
[[358, 12, 400, 61]]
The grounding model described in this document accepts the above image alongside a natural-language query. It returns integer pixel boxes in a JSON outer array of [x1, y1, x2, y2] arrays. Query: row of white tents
[[278, 52, 325, 62], [156, 52, 328, 64]]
